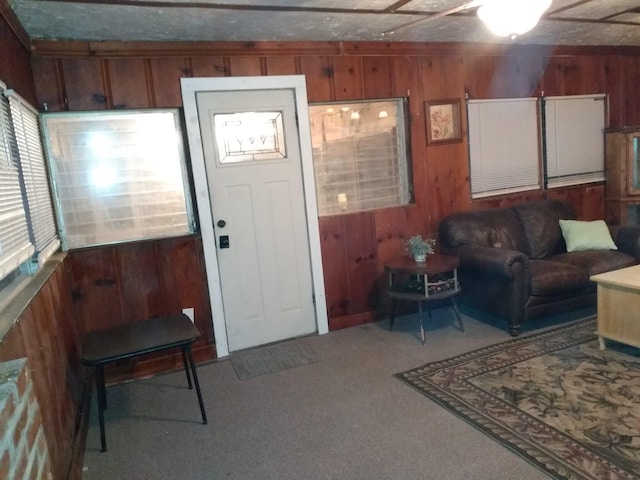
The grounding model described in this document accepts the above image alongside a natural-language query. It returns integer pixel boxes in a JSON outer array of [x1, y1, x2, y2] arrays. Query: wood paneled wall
[[0, 13, 85, 480], [0, 7, 36, 104], [67, 235, 215, 381], [29, 40, 640, 332], [0, 257, 83, 480]]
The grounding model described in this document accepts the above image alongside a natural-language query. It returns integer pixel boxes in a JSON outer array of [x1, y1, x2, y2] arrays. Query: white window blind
[[468, 98, 541, 198], [0, 82, 34, 281], [6, 90, 60, 268], [544, 94, 606, 188]]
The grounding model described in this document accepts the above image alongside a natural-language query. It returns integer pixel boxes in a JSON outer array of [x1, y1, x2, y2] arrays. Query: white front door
[[181, 76, 328, 356]]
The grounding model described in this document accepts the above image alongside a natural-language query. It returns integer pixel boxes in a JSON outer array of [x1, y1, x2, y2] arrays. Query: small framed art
[[425, 99, 462, 145]]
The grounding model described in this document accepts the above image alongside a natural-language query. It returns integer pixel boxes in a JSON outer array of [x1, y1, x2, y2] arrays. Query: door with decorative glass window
[[195, 88, 316, 352]]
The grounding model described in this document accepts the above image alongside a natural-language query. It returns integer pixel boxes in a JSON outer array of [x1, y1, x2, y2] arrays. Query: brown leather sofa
[[438, 199, 640, 336]]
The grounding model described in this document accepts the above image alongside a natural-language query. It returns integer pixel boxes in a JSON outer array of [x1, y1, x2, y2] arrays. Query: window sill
[[0, 252, 67, 340]]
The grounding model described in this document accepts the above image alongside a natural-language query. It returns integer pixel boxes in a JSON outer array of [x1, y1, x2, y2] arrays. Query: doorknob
[[217, 220, 226, 228]]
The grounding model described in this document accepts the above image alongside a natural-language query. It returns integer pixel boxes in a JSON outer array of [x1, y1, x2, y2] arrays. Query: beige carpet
[[396, 317, 640, 480]]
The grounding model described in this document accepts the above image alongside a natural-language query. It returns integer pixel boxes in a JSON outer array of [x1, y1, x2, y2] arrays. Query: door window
[[214, 111, 286, 164]]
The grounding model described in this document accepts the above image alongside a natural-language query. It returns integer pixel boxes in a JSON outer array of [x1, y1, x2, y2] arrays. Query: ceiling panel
[[6, 0, 640, 46]]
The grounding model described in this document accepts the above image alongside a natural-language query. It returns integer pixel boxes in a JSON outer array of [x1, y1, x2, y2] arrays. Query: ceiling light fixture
[[477, 0, 551, 39]]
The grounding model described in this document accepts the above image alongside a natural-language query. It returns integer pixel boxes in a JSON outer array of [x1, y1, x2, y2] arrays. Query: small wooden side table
[[384, 254, 464, 344]]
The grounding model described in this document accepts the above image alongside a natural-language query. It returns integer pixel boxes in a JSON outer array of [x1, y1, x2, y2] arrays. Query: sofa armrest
[[613, 225, 640, 262], [458, 245, 530, 279]]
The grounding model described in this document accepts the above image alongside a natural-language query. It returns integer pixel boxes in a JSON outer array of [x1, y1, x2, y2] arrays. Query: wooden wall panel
[[299, 56, 332, 102], [504, 54, 545, 97], [580, 56, 606, 94], [264, 56, 298, 76], [0, 13, 37, 105], [67, 235, 215, 377], [1, 25, 84, 479], [149, 57, 189, 107], [548, 185, 606, 220], [561, 57, 587, 96], [331, 56, 363, 100], [0, 259, 83, 480], [68, 236, 213, 334], [69, 247, 123, 332], [623, 57, 640, 126], [421, 56, 467, 225], [374, 207, 409, 265], [228, 56, 263, 76], [107, 58, 150, 108], [421, 56, 448, 99], [155, 236, 214, 347], [190, 56, 228, 77], [30, 57, 64, 111], [604, 56, 624, 127], [541, 57, 565, 96], [61, 57, 107, 110], [29, 41, 640, 341], [465, 55, 505, 99], [116, 242, 164, 322], [489, 54, 542, 98], [362, 56, 392, 99], [342, 212, 378, 315], [318, 216, 349, 323]]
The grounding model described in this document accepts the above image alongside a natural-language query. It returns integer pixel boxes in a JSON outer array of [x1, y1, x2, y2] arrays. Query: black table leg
[[452, 297, 465, 332], [186, 345, 207, 425], [418, 301, 426, 345], [96, 365, 107, 452], [181, 347, 193, 389], [389, 298, 397, 331]]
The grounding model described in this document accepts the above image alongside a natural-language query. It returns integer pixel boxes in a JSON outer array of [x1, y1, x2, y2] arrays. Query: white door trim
[[181, 75, 328, 357]]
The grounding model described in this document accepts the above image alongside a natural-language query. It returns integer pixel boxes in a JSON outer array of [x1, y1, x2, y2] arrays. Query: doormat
[[231, 342, 319, 380], [396, 317, 640, 480]]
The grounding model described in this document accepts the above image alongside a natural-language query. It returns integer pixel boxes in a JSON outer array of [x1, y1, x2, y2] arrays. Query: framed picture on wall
[[425, 99, 462, 145]]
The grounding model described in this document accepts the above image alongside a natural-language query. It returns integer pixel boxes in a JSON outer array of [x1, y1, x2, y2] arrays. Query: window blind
[[468, 98, 541, 198], [6, 90, 60, 268], [544, 94, 606, 188], [0, 82, 34, 281]]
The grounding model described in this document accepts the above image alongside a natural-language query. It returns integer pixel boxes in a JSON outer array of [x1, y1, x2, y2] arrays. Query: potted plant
[[406, 235, 436, 262]]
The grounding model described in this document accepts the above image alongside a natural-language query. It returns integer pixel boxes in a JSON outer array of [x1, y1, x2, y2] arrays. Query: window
[[544, 94, 606, 188], [0, 82, 58, 286], [309, 98, 412, 216], [7, 89, 60, 269], [0, 83, 33, 281], [468, 98, 541, 199], [41, 109, 195, 250], [468, 94, 607, 199], [214, 111, 286, 163]]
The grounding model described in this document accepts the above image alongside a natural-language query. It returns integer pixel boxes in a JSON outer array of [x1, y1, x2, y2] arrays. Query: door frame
[[181, 75, 328, 357]]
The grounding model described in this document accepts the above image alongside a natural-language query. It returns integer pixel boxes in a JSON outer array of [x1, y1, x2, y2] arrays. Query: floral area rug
[[396, 318, 640, 480]]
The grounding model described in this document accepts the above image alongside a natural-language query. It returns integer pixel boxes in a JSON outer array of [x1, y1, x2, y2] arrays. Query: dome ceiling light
[[477, 0, 552, 39]]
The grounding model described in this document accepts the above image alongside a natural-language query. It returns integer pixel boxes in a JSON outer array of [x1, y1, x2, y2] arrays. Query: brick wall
[[0, 358, 52, 480]]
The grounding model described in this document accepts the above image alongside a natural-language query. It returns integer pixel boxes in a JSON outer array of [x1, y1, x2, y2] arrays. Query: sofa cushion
[[529, 259, 589, 295], [512, 200, 576, 259], [549, 250, 636, 276], [438, 207, 530, 254], [558, 219, 617, 252]]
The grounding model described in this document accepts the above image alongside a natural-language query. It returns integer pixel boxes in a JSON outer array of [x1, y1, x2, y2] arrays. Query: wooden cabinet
[[605, 127, 640, 225]]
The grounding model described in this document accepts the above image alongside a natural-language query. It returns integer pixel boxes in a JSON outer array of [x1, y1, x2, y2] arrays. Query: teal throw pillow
[[558, 219, 617, 252]]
